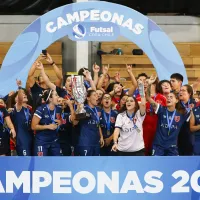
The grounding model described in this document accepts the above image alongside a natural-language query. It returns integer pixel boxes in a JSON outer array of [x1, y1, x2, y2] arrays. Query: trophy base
[[75, 112, 90, 120]]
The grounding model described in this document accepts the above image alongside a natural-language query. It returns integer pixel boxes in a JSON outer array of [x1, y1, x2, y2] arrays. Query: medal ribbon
[[103, 110, 111, 131], [166, 109, 176, 135], [47, 105, 56, 124]]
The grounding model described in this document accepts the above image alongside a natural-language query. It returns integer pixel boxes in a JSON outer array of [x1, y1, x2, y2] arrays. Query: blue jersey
[[58, 112, 71, 142], [34, 104, 62, 143], [192, 106, 200, 138], [78, 105, 101, 147], [0, 107, 9, 137], [11, 106, 33, 147], [154, 105, 189, 148], [100, 109, 118, 138], [30, 82, 46, 108]]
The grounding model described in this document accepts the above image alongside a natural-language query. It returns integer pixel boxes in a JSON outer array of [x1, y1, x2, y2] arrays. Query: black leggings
[[117, 148, 145, 156]]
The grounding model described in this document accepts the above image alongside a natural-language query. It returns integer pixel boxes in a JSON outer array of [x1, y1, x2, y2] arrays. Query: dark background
[[0, 0, 199, 15]]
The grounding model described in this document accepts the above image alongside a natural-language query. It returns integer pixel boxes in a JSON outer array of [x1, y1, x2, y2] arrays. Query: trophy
[[71, 75, 90, 120]]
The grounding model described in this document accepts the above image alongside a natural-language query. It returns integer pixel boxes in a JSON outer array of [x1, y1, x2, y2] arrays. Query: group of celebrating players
[[0, 52, 200, 157]]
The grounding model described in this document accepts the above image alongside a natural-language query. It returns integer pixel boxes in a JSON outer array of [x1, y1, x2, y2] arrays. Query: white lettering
[[80, 10, 90, 21], [66, 12, 80, 24], [46, 22, 57, 33], [73, 171, 96, 194], [97, 171, 119, 193], [122, 18, 133, 31], [90, 10, 100, 21], [32, 171, 52, 193], [144, 171, 163, 193], [111, 13, 124, 25], [57, 17, 68, 29], [6, 171, 30, 193], [53, 172, 72, 193], [120, 171, 144, 193], [100, 11, 112, 22], [133, 23, 144, 35]]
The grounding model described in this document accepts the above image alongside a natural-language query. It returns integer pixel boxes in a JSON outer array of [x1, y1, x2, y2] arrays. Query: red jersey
[[112, 96, 121, 111]]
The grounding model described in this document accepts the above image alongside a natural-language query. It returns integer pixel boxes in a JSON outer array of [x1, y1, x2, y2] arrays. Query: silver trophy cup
[[71, 75, 90, 120]]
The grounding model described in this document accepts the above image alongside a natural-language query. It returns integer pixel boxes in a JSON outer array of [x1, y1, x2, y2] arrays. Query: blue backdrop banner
[[0, 157, 200, 200], [0, 1, 187, 96]]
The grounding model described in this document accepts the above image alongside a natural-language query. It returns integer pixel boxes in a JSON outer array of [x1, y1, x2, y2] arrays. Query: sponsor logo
[[72, 24, 86, 39]]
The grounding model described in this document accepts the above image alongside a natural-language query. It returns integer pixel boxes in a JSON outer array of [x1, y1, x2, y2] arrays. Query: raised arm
[[92, 63, 100, 86], [37, 62, 56, 90], [27, 55, 45, 88], [16, 80, 23, 110], [97, 65, 109, 89], [126, 64, 137, 96], [27, 62, 37, 88], [83, 69, 96, 91], [146, 79, 159, 112], [138, 80, 146, 115], [45, 53, 63, 81]]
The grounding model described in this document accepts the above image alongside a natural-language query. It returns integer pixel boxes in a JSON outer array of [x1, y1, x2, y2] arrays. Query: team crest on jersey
[[110, 117, 115, 123], [37, 152, 43, 156], [62, 118, 66, 125], [174, 116, 180, 122]]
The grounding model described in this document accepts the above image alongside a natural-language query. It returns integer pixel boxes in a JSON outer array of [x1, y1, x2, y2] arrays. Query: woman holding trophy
[[72, 89, 104, 156]]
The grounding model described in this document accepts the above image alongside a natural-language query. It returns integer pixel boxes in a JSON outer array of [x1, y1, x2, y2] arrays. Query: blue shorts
[[34, 139, 60, 156], [78, 146, 100, 156], [16, 145, 32, 156], [152, 145, 178, 156], [60, 142, 72, 156]]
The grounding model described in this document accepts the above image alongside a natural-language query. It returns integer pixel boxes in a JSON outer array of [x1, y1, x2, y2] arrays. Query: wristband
[[114, 141, 117, 144], [18, 86, 22, 90], [51, 61, 55, 65]]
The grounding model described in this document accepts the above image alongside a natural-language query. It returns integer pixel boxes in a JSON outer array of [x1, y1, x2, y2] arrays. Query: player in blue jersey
[[147, 82, 190, 156], [178, 84, 195, 155], [100, 93, 118, 156], [0, 98, 16, 156], [190, 105, 200, 155], [57, 97, 75, 156], [10, 80, 33, 156], [31, 89, 62, 156], [74, 90, 104, 156]]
